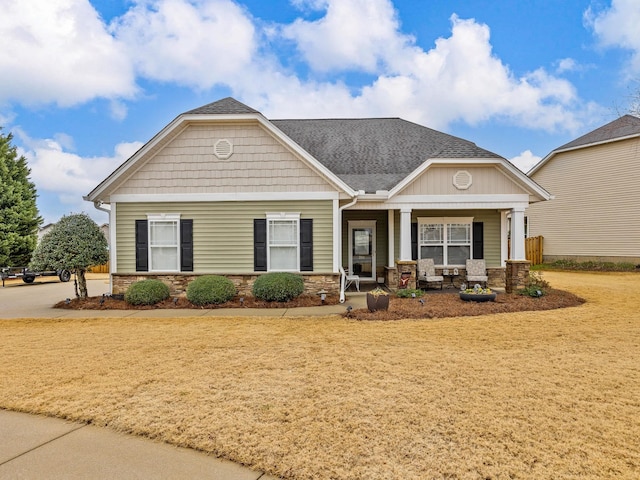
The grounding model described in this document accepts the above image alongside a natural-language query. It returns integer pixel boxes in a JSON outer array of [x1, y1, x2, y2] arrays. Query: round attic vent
[[453, 170, 472, 190], [214, 139, 233, 159]]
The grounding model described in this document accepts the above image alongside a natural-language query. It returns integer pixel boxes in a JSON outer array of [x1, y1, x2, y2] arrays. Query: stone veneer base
[[111, 272, 341, 297]]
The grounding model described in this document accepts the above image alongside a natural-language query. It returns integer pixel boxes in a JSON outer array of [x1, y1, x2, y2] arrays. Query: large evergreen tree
[[30, 213, 108, 299], [0, 129, 42, 266]]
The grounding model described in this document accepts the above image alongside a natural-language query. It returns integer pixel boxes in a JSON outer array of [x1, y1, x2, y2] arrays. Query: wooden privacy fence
[[88, 263, 109, 274], [507, 236, 544, 265], [525, 236, 543, 265]]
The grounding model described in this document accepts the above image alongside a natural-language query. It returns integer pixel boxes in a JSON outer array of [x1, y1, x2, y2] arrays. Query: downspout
[[93, 201, 111, 214], [339, 194, 359, 303], [93, 201, 112, 293]]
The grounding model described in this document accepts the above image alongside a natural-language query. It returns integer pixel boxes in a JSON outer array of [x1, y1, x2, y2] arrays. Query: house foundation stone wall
[[112, 273, 341, 298]]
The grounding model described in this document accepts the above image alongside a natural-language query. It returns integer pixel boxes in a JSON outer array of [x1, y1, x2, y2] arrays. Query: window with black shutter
[[300, 219, 313, 271]]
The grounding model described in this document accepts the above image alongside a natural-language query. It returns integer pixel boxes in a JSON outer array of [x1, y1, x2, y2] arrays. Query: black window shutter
[[472, 222, 484, 259], [180, 219, 193, 272], [411, 222, 418, 260], [135, 220, 148, 272], [300, 219, 313, 271], [254, 219, 267, 272]]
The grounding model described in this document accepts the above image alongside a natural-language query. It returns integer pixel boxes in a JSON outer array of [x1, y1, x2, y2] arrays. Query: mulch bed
[[53, 288, 585, 320], [346, 288, 585, 320], [54, 294, 342, 310]]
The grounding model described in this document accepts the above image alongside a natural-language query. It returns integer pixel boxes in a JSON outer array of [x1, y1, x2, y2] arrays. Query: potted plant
[[367, 287, 390, 312], [459, 284, 496, 302]]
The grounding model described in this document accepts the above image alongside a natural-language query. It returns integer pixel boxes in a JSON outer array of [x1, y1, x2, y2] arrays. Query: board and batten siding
[[391, 210, 502, 267], [528, 137, 640, 259], [399, 166, 529, 196], [113, 123, 335, 196], [115, 200, 334, 273]]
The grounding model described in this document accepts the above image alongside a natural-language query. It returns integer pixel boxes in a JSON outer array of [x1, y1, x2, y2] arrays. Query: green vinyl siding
[[392, 210, 502, 267], [115, 200, 334, 273]]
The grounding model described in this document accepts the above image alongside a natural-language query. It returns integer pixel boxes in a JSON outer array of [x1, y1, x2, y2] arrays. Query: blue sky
[[2, 0, 640, 225]]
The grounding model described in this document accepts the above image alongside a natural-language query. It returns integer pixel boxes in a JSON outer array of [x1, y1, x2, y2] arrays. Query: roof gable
[[529, 114, 640, 176], [272, 118, 503, 192], [557, 115, 640, 150], [86, 97, 549, 204], [184, 97, 260, 115]]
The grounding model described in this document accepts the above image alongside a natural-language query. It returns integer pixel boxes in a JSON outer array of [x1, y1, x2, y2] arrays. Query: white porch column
[[500, 210, 509, 266], [399, 208, 412, 261], [387, 210, 395, 267], [510, 206, 526, 260]]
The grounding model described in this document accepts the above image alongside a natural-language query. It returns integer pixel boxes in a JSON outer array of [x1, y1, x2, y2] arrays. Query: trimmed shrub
[[252, 272, 305, 302], [396, 288, 424, 298], [125, 279, 170, 305], [518, 271, 550, 297], [186, 275, 236, 306]]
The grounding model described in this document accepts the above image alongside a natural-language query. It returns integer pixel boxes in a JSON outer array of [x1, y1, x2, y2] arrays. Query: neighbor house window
[[267, 213, 300, 271], [418, 217, 472, 266], [148, 214, 180, 271]]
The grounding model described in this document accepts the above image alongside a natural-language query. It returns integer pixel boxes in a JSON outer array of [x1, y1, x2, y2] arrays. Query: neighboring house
[[85, 97, 551, 296], [37, 223, 55, 243], [528, 115, 640, 264]]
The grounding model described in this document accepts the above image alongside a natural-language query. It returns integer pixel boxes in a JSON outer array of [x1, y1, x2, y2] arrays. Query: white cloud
[[586, 0, 640, 74], [510, 150, 542, 173], [556, 58, 578, 73], [0, 0, 137, 107], [282, 0, 412, 72], [252, 12, 593, 133], [110, 0, 256, 89], [16, 131, 143, 219]]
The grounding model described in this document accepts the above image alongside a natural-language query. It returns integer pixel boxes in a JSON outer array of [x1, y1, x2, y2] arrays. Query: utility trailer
[[1, 267, 71, 287]]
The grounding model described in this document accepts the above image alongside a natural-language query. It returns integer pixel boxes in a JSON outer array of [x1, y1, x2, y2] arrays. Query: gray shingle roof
[[557, 114, 640, 151], [272, 118, 503, 192], [185, 97, 260, 115], [184, 98, 504, 192]]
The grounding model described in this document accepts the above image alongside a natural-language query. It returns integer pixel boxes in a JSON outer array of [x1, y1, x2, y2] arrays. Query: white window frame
[[147, 214, 181, 272], [266, 212, 300, 272], [418, 217, 473, 267]]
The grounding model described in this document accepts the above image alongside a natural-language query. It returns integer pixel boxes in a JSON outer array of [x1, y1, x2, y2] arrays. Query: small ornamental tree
[[30, 213, 108, 299], [0, 129, 42, 266]]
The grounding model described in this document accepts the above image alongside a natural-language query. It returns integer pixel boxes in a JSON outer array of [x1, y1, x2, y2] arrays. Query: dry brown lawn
[[1, 271, 639, 479]]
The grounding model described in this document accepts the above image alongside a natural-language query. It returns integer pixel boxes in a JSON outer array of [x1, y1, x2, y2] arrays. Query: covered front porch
[[340, 204, 528, 292]]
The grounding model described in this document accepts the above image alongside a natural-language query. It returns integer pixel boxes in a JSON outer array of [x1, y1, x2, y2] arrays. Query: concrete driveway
[[0, 275, 111, 319]]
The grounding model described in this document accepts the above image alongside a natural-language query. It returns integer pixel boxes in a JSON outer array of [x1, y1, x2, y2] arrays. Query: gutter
[[93, 201, 111, 214]]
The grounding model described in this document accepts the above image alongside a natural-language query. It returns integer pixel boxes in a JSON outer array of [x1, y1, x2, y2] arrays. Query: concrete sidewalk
[[0, 409, 278, 479]]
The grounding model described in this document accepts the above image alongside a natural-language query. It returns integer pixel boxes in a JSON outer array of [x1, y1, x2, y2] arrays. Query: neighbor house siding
[[114, 123, 335, 195], [114, 200, 334, 273], [529, 137, 640, 260], [399, 166, 529, 196]]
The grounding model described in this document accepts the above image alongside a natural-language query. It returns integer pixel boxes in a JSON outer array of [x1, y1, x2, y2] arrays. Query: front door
[[348, 221, 376, 282]]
